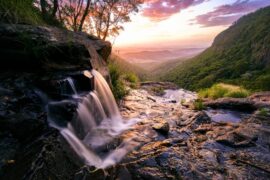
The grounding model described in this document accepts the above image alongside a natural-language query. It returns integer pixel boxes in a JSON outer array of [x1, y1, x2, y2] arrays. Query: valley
[[1, 1, 270, 180]]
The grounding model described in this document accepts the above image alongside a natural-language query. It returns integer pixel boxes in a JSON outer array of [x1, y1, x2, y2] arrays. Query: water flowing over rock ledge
[[0, 23, 112, 179], [1, 23, 270, 180], [79, 84, 270, 180]]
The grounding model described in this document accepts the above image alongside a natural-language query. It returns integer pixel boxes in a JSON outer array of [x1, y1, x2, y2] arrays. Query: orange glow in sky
[[113, 0, 270, 50]]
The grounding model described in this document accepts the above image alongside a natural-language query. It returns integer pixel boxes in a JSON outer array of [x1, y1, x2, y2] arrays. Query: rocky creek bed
[[1, 23, 270, 180], [80, 83, 270, 180], [1, 80, 270, 179]]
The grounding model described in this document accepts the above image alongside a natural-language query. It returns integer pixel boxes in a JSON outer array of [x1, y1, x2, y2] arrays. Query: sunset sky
[[114, 0, 270, 50]]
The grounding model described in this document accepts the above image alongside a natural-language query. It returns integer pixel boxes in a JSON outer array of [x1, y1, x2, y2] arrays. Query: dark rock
[[194, 124, 213, 134], [193, 111, 211, 125], [204, 98, 256, 111], [47, 100, 77, 128], [0, 23, 111, 179], [1, 132, 79, 180], [0, 23, 111, 76], [249, 92, 270, 102], [117, 88, 270, 180], [152, 120, 170, 134], [216, 131, 257, 148]]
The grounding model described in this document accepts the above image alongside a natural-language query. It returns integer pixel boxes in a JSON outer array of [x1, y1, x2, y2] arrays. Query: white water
[[67, 77, 78, 95], [48, 70, 139, 169]]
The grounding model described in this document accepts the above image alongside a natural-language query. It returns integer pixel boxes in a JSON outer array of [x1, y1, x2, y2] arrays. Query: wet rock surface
[[0, 24, 111, 179], [1, 76, 270, 180], [85, 84, 270, 180], [204, 96, 270, 111], [0, 23, 270, 179]]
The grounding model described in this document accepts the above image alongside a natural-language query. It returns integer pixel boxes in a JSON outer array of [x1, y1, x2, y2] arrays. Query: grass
[[108, 62, 128, 100], [258, 108, 269, 116], [0, 0, 62, 26], [0, 0, 45, 25], [124, 73, 139, 88], [193, 99, 205, 111], [199, 83, 250, 100], [108, 58, 140, 100]]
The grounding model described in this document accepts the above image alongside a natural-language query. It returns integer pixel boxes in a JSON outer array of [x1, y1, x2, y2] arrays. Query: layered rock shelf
[[82, 83, 270, 179]]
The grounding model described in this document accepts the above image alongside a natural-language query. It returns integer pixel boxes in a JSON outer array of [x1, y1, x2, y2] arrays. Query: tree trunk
[[78, 0, 91, 32], [40, 0, 47, 15], [51, 0, 59, 18], [102, 3, 113, 40]]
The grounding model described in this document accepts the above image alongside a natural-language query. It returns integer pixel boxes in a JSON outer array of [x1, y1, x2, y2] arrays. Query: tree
[[58, 0, 84, 31], [52, 0, 59, 18], [39, 0, 58, 19], [57, 0, 94, 32], [89, 0, 143, 40], [78, 0, 91, 31], [38, 0, 143, 38]]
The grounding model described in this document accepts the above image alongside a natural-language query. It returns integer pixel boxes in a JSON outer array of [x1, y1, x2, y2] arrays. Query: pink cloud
[[143, 0, 207, 21], [193, 0, 270, 27]]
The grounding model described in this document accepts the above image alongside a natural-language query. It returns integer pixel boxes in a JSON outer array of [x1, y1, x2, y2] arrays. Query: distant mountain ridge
[[162, 6, 270, 91], [120, 48, 205, 63]]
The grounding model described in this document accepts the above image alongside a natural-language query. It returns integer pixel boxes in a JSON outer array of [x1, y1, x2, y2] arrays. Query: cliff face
[[0, 24, 111, 75], [0, 24, 111, 179]]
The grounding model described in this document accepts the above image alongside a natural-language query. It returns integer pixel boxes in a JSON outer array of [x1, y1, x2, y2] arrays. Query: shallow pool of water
[[205, 109, 251, 123], [163, 89, 197, 103]]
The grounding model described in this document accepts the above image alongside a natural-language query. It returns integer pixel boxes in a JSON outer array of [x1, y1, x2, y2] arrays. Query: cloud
[[193, 0, 270, 27], [142, 0, 207, 21]]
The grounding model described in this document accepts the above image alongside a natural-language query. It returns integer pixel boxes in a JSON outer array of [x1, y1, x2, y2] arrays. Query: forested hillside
[[162, 6, 270, 91]]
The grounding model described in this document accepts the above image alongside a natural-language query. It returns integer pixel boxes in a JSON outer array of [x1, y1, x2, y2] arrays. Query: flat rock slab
[[104, 87, 270, 179]]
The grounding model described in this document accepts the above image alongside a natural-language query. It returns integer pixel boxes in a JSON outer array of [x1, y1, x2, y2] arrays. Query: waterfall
[[58, 77, 78, 96], [48, 70, 139, 169], [66, 77, 78, 95]]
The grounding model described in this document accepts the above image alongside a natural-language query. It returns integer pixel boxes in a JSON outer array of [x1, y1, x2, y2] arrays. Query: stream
[[163, 89, 251, 123]]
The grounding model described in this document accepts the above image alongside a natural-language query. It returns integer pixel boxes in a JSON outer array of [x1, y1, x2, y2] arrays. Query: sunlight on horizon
[[113, 0, 269, 51]]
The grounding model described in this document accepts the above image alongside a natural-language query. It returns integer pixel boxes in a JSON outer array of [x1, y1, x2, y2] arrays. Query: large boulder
[[0, 24, 111, 179], [204, 98, 256, 111], [0, 24, 111, 76], [204, 96, 270, 111]]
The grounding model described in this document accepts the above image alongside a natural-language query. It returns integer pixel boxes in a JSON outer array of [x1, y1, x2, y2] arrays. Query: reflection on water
[[205, 109, 251, 123]]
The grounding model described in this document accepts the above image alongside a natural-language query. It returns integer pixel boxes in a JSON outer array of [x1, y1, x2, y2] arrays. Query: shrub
[[108, 63, 128, 100], [112, 80, 128, 100], [225, 90, 250, 98], [258, 108, 269, 116], [193, 99, 205, 111], [151, 87, 165, 96], [180, 99, 186, 105], [124, 73, 139, 88], [108, 60, 141, 100], [124, 73, 139, 83], [0, 0, 44, 25], [199, 83, 250, 100], [254, 74, 270, 91]]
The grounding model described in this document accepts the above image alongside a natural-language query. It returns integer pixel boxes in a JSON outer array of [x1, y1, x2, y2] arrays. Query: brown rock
[[152, 120, 170, 134]]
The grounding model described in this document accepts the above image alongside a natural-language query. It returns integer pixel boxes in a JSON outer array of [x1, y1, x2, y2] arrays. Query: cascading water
[[66, 77, 78, 95], [58, 77, 78, 97], [48, 70, 139, 168]]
